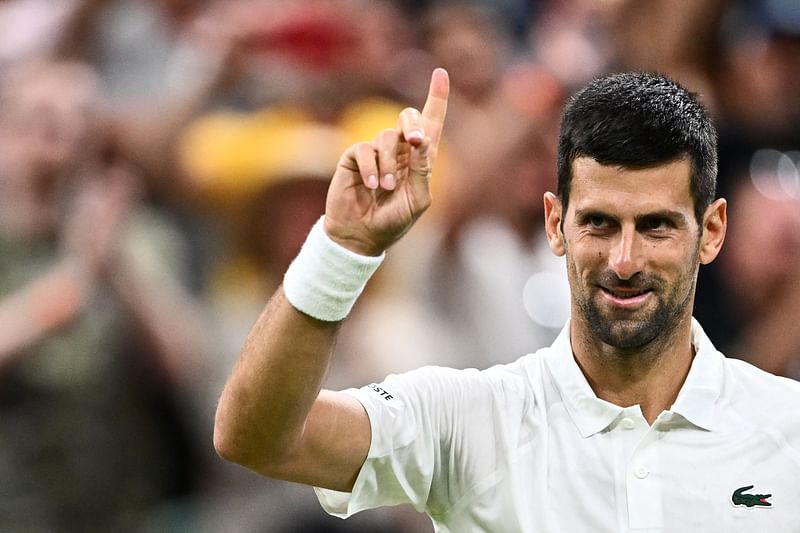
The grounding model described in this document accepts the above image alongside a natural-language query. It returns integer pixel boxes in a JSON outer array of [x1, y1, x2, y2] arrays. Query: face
[[426, 5, 505, 101], [1, 62, 100, 173], [544, 157, 726, 350]]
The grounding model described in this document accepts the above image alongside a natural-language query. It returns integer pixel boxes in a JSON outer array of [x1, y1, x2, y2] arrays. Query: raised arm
[[213, 69, 450, 491]]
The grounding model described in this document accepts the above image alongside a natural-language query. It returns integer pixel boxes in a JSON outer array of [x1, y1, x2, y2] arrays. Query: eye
[[588, 215, 607, 228], [643, 217, 670, 231]]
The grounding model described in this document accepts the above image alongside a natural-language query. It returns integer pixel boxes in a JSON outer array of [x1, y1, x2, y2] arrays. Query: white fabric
[[283, 216, 384, 322], [316, 319, 800, 532]]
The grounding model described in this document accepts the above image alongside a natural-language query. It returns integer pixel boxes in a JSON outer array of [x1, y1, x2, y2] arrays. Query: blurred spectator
[[695, 151, 800, 379], [610, 0, 725, 97], [653, 0, 800, 381], [59, 0, 251, 200], [721, 156, 800, 377], [0, 60, 207, 531], [408, 1, 571, 369], [713, 0, 800, 143], [0, 0, 88, 69], [423, 2, 513, 108], [527, 0, 616, 89]]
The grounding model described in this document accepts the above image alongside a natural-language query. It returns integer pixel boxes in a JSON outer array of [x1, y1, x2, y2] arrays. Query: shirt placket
[[618, 406, 664, 531]]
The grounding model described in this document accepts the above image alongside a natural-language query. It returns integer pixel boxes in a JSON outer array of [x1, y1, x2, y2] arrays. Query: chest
[[441, 412, 800, 533]]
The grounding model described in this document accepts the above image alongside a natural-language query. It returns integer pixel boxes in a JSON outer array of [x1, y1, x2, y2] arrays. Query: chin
[[590, 318, 663, 351]]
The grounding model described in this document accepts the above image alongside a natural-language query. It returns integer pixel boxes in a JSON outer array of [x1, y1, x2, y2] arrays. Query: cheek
[[565, 243, 607, 282], [572, 235, 610, 262], [667, 246, 702, 286]]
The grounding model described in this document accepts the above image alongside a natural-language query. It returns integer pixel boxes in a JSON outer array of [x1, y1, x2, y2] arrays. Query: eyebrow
[[574, 209, 689, 226], [634, 210, 689, 226]]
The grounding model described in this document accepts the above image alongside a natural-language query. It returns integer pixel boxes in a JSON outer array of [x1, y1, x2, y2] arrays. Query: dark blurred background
[[0, 0, 798, 531]]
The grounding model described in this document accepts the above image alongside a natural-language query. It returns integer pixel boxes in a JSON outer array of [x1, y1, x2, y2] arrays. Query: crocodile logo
[[732, 485, 772, 508]]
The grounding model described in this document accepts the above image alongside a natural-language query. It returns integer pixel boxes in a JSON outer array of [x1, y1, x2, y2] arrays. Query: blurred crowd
[[1, 0, 798, 531]]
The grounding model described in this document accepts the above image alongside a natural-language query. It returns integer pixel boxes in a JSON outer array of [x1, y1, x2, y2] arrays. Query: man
[[214, 69, 800, 531], [0, 60, 204, 530]]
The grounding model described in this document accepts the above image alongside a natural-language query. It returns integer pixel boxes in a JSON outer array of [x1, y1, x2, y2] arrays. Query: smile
[[599, 287, 653, 307]]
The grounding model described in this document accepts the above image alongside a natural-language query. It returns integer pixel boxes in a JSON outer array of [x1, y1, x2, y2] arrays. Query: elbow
[[212, 414, 292, 478], [213, 409, 257, 469], [213, 391, 256, 468], [213, 418, 247, 467]]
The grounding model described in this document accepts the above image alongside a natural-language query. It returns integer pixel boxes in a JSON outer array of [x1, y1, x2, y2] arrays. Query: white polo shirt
[[315, 319, 800, 532]]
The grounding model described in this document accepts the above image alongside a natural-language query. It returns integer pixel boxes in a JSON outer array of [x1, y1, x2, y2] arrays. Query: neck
[[570, 313, 695, 424]]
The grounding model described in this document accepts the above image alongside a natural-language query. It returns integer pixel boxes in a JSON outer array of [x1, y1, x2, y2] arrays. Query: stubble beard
[[568, 245, 700, 351], [578, 279, 692, 350]]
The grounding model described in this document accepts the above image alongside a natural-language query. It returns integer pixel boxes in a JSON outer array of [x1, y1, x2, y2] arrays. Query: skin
[[544, 157, 727, 423], [214, 69, 449, 492]]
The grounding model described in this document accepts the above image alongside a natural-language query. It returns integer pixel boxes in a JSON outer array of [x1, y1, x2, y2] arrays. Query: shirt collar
[[544, 318, 723, 437], [544, 322, 623, 438], [668, 318, 723, 431]]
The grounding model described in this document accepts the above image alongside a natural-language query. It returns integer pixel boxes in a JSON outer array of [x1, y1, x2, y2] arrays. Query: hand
[[323, 68, 450, 256], [62, 167, 139, 275]]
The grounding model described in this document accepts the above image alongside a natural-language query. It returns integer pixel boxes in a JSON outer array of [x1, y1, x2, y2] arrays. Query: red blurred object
[[252, 6, 360, 70]]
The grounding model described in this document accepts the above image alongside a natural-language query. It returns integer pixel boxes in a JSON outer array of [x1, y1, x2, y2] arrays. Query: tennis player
[[215, 69, 800, 532]]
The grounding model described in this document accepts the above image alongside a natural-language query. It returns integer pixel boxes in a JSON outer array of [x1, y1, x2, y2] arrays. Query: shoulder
[[351, 353, 546, 424], [724, 357, 800, 403], [722, 357, 800, 441], [377, 354, 541, 402]]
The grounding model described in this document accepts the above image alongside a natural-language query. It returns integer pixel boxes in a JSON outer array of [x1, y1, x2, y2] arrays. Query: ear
[[699, 198, 727, 265], [544, 192, 566, 256]]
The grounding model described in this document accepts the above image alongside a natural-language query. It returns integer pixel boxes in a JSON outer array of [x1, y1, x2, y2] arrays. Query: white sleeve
[[314, 361, 535, 521], [314, 365, 480, 518]]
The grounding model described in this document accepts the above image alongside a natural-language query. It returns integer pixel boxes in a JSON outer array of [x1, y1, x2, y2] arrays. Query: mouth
[[599, 286, 653, 307]]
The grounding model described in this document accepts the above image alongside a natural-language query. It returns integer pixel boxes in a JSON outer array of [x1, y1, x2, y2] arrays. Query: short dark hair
[[557, 72, 717, 223]]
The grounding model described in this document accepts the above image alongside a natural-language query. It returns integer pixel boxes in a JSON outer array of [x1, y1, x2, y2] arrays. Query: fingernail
[[407, 130, 424, 143], [383, 173, 396, 190], [367, 174, 378, 189]]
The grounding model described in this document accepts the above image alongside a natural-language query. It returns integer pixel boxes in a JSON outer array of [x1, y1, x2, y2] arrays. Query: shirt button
[[621, 418, 636, 430], [634, 466, 650, 479]]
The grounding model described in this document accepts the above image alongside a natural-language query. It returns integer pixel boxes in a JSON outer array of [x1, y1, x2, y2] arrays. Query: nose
[[608, 226, 643, 280]]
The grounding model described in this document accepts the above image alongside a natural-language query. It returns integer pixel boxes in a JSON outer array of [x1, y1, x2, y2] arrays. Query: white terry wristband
[[283, 216, 385, 322]]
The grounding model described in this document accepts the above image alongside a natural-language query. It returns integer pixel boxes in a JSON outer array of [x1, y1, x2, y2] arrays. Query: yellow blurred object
[[178, 99, 406, 207]]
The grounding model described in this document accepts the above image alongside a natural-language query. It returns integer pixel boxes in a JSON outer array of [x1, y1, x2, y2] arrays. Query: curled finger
[[375, 128, 400, 190], [353, 141, 379, 190], [397, 107, 425, 147]]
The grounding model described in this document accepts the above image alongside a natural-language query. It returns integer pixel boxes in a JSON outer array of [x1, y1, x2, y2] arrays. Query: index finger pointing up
[[421, 68, 450, 160]]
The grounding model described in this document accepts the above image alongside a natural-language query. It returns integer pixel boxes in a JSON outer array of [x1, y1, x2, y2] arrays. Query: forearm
[[0, 258, 88, 367], [105, 257, 210, 387], [214, 287, 340, 472], [214, 215, 383, 478], [214, 68, 449, 486]]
